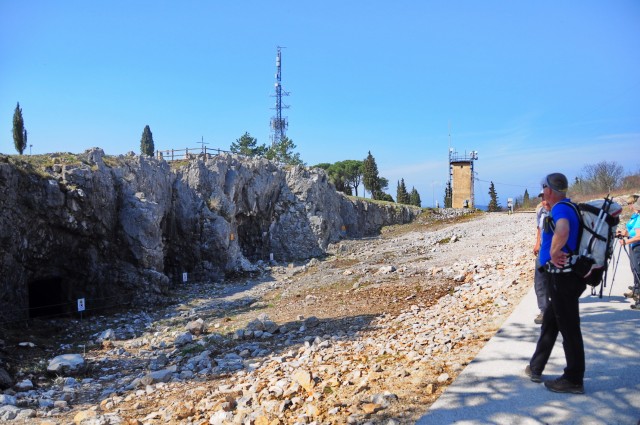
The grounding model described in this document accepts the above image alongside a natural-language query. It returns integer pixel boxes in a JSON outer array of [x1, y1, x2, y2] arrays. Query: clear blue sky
[[2, 1, 639, 206]]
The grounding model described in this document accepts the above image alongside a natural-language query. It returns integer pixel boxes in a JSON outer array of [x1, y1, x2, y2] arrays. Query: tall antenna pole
[[270, 46, 289, 146], [447, 121, 453, 208]]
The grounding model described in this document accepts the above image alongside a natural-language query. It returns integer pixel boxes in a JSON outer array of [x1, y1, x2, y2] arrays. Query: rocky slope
[[0, 150, 419, 322], [0, 212, 536, 424]]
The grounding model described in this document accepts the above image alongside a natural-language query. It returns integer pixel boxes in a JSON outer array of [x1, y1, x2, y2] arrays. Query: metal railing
[[156, 147, 230, 162]]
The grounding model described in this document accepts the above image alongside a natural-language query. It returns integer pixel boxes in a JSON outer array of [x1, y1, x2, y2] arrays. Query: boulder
[[0, 368, 13, 390], [174, 332, 193, 346], [47, 354, 85, 375], [14, 379, 33, 392], [186, 318, 205, 336]]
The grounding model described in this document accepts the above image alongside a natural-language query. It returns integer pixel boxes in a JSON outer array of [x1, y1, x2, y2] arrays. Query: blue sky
[[1, 1, 639, 206]]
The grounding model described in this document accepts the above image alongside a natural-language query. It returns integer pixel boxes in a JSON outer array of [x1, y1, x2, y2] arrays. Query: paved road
[[417, 247, 640, 425]]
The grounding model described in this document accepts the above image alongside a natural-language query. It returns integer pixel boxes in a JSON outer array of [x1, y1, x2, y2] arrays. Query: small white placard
[[182, 272, 188, 283], [77, 298, 85, 312]]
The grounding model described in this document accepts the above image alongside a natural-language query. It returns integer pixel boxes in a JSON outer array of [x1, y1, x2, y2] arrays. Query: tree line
[[488, 160, 639, 212], [8, 104, 304, 165], [229, 133, 422, 205]]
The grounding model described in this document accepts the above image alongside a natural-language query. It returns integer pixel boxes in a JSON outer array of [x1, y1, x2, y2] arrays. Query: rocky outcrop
[[0, 149, 420, 321]]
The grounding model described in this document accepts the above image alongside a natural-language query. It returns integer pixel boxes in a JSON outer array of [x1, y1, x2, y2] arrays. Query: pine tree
[[342, 160, 363, 197], [140, 125, 155, 156], [487, 181, 500, 212], [396, 178, 410, 204], [230, 132, 267, 156], [377, 176, 389, 199], [523, 189, 530, 209], [378, 193, 394, 202], [362, 151, 380, 199], [265, 136, 303, 165], [444, 181, 452, 208], [409, 187, 422, 207], [12, 102, 27, 155]]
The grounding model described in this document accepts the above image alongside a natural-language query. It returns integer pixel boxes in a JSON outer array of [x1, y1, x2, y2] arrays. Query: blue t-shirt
[[627, 213, 640, 248], [539, 199, 581, 266]]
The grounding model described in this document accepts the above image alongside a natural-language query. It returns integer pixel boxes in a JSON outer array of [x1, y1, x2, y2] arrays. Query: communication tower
[[270, 46, 289, 146], [448, 148, 479, 208]]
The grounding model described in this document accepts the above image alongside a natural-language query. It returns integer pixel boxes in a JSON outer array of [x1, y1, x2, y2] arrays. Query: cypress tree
[[362, 151, 380, 199], [140, 125, 155, 156], [523, 189, 530, 209], [396, 178, 410, 204], [444, 181, 452, 208], [12, 102, 26, 155], [410, 187, 422, 207], [487, 181, 500, 212]]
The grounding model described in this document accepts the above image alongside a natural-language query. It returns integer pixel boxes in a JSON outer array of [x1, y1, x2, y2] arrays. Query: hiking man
[[526, 173, 586, 394], [532, 191, 550, 324]]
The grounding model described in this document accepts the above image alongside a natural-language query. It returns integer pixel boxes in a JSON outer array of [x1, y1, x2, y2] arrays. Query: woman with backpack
[[618, 197, 640, 310]]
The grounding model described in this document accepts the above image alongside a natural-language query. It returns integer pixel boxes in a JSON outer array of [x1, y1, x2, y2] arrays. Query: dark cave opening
[[236, 214, 270, 262], [28, 277, 65, 318]]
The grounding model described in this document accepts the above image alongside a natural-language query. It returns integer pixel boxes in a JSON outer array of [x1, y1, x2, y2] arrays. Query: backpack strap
[[548, 200, 583, 256]]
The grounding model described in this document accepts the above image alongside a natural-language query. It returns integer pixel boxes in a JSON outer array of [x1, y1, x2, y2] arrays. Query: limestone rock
[[186, 318, 205, 336], [0, 394, 16, 406], [0, 405, 19, 421], [0, 368, 13, 390], [14, 379, 34, 391], [0, 151, 419, 321], [47, 354, 85, 375]]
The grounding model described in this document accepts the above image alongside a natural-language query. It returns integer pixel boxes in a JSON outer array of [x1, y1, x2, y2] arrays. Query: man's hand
[[550, 250, 569, 267], [550, 218, 570, 268]]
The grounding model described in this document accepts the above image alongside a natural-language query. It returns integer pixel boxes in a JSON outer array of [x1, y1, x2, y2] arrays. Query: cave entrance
[[28, 277, 65, 319], [236, 214, 269, 261]]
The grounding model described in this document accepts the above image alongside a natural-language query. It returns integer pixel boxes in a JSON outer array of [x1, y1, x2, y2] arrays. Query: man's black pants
[[529, 271, 586, 385]]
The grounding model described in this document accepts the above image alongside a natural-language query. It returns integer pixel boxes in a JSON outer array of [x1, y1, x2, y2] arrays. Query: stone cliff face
[[0, 149, 420, 321]]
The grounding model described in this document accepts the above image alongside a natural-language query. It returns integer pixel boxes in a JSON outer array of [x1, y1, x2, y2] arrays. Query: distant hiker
[[532, 191, 550, 324], [618, 196, 640, 310], [507, 198, 514, 215], [526, 172, 586, 394]]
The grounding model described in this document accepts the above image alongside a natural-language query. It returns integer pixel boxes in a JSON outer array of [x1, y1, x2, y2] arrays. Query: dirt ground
[[0, 211, 535, 424]]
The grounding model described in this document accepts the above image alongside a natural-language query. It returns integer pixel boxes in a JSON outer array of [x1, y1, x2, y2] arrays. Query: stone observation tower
[[448, 148, 478, 208]]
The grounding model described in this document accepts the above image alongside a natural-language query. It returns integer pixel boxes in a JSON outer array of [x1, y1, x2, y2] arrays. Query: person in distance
[[532, 191, 550, 325]]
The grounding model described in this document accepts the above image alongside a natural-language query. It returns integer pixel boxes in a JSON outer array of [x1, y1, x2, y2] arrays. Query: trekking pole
[[592, 197, 615, 298], [607, 242, 624, 297]]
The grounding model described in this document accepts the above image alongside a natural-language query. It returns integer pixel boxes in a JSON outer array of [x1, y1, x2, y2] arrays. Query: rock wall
[[0, 149, 420, 321]]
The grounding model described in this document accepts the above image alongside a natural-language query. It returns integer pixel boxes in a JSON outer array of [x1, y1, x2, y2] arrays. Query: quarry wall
[[0, 149, 420, 321]]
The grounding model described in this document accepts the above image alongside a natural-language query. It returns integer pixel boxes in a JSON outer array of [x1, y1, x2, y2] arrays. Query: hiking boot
[[631, 303, 640, 310], [544, 377, 584, 394], [525, 365, 542, 383], [534, 313, 544, 325]]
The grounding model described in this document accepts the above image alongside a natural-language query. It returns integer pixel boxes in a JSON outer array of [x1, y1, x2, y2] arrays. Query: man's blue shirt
[[539, 198, 580, 266]]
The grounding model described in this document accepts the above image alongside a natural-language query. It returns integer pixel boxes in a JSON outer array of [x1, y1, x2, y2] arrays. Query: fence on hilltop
[[156, 146, 230, 162]]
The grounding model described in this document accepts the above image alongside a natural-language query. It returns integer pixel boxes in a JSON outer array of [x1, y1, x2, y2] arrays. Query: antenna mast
[[270, 46, 289, 146]]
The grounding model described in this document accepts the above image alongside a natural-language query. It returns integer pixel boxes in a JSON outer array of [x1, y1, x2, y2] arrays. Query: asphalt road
[[417, 246, 640, 425]]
